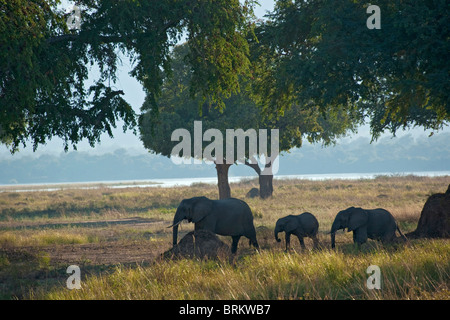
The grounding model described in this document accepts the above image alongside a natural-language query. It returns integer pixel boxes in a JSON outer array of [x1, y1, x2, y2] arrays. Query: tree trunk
[[215, 163, 231, 200], [259, 173, 273, 199], [244, 161, 274, 199]]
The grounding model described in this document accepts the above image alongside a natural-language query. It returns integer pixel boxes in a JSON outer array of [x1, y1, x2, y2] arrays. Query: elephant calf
[[274, 212, 320, 251], [330, 206, 407, 248], [169, 196, 259, 254]]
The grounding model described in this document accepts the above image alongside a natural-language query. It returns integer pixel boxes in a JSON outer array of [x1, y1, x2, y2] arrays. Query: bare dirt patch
[[1, 217, 164, 231], [1, 217, 173, 266], [2, 238, 172, 267], [45, 241, 170, 265]]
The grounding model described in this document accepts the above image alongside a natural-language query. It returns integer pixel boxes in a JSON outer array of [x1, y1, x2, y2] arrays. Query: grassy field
[[0, 175, 449, 299]]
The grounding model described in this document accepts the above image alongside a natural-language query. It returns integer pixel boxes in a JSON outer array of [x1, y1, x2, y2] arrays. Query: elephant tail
[[396, 223, 408, 242]]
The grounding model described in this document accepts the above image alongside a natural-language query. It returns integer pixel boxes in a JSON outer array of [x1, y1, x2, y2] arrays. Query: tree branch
[[46, 18, 182, 45], [46, 33, 125, 45], [244, 160, 261, 175]]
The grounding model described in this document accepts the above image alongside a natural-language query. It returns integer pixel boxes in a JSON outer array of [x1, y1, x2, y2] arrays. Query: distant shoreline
[[1, 170, 449, 193]]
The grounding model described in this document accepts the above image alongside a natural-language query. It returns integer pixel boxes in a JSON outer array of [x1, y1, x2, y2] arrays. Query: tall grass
[[1, 175, 447, 227], [1, 175, 448, 300], [0, 230, 95, 246], [38, 239, 449, 300]]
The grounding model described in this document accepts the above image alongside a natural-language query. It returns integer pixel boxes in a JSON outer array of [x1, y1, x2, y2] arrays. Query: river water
[[1, 171, 449, 192]]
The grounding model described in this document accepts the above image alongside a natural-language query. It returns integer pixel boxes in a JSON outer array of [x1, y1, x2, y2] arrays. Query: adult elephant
[[274, 212, 320, 251], [168, 196, 259, 254], [330, 207, 407, 248]]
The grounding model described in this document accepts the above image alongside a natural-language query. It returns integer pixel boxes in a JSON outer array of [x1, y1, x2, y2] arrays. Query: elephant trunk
[[170, 208, 185, 247], [330, 219, 340, 249], [173, 224, 179, 247], [331, 232, 336, 249]]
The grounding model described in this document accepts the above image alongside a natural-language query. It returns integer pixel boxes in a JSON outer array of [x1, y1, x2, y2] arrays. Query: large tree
[[254, 0, 449, 138], [0, 0, 254, 152], [139, 44, 262, 199], [139, 44, 359, 199]]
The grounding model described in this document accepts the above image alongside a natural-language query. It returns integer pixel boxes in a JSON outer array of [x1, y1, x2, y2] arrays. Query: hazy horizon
[[1, 130, 449, 185]]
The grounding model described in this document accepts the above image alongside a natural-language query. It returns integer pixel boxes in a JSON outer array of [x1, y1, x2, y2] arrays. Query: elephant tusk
[[167, 220, 184, 228]]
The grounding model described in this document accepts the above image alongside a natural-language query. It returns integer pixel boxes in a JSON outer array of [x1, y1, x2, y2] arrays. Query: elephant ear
[[348, 207, 368, 232], [284, 217, 301, 233], [191, 197, 213, 223]]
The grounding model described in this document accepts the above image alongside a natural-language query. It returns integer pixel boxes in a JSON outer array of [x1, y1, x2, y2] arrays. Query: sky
[[0, 0, 447, 159]]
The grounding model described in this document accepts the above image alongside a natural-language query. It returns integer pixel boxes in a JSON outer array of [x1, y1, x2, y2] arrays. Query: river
[[1, 170, 449, 193]]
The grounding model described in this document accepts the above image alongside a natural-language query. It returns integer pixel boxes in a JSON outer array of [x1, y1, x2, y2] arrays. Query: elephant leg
[[380, 232, 395, 244], [249, 236, 259, 250], [311, 235, 320, 249], [285, 233, 291, 251], [246, 236, 259, 249], [298, 236, 306, 250], [231, 235, 241, 254], [246, 228, 259, 250], [353, 228, 367, 246]]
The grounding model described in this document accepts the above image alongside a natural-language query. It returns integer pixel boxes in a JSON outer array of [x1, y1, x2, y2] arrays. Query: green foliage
[[139, 43, 263, 162], [255, 0, 449, 139], [139, 43, 359, 163], [0, 0, 254, 153]]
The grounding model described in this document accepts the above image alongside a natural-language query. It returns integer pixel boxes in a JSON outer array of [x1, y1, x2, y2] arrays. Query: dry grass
[[0, 175, 449, 300], [37, 239, 449, 300]]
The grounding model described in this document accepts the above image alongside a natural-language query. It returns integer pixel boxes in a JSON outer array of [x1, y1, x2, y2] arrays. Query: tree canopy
[[0, 0, 254, 153], [139, 43, 359, 198], [253, 0, 449, 139], [3, 0, 447, 172]]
